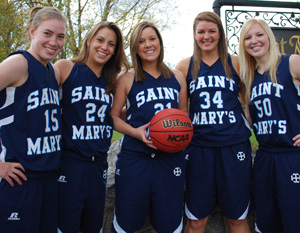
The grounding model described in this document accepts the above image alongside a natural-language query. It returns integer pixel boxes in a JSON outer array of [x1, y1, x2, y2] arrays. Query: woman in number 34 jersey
[[176, 11, 252, 233]]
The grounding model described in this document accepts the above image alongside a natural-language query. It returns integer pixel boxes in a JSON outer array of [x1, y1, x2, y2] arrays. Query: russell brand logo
[[8, 212, 20, 221], [57, 175, 67, 183]]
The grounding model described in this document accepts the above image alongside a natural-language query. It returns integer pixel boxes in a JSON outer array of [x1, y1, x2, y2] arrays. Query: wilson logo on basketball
[[162, 119, 192, 129], [167, 134, 190, 142]]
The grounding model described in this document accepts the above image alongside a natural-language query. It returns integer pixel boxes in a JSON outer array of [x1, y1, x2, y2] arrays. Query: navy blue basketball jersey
[[0, 50, 61, 171], [249, 55, 300, 152], [186, 55, 251, 147], [60, 64, 114, 158], [121, 71, 181, 155]]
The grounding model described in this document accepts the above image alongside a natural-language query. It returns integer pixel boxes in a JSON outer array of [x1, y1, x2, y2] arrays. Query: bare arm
[[0, 54, 28, 91], [172, 68, 188, 115], [290, 54, 300, 86], [289, 54, 300, 146], [54, 59, 74, 86], [231, 54, 240, 76], [231, 54, 251, 123], [239, 79, 247, 106], [110, 70, 156, 149], [53, 64, 61, 85], [175, 57, 191, 78], [240, 79, 253, 129], [0, 54, 29, 186]]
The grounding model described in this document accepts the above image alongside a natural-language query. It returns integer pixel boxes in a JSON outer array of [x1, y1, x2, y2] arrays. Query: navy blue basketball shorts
[[0, 171, 58, 233], [253, 149, 300, 233], [184, 140, 252, 220], [112, 151, 186, 233], [57, 156, 107, 233]]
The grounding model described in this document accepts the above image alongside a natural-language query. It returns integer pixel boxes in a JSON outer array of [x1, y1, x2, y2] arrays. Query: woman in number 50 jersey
[[239, 18, 300, 233]]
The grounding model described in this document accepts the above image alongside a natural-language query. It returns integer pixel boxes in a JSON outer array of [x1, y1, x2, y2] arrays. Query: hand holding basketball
[[149, 108, 193, 153]]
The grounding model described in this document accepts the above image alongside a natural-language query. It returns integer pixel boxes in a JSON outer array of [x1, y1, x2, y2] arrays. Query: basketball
[[149, 108, 193, 153]]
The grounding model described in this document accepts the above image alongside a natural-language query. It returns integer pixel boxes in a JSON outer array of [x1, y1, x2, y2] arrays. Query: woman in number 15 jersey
[[0, 6, 66, 233]]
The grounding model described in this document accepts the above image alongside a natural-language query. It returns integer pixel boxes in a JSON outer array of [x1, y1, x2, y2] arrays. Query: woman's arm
[[172, 68, 188, 115], [54, 59, 74, 86], [290, 54, 300, 86], [231, 54, 240, 76], [175, 57, 191, 78], [0, 54, 29, 186], [289, 54, 300, 146], [110, 70, 156, 149], [0, 54, 28, 91]]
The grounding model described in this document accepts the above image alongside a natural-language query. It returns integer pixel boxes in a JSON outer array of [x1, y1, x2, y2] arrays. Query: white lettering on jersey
[[72, 125, 112, 140], [27, 134, 61, 155], [250, 82, 284, 101], [71, 86, 113, 105], [136, 87, 179, 108], [253, 120, 286, 135], [192, 110, 236, 125], [27, 88, 59, 111], [190, 75, 235, 94]]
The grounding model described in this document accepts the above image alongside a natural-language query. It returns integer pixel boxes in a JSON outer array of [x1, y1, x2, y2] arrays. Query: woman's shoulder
[[54, 59, 75, 85], [170, 68, 186, 86], [4, 53, 28, 68], [175, 56, 192, 78], [0, 53, 29, 89], [176, 56, 192, 69], [229, 54, 239, 65], [288, 54, 300, 64], [288, 54, 300, 84], [230, 54, 240, 76], [117, 68, 135, 82], [55, 59, 74, 71], [115, 68, 135, 96], [171, 68, 184, 78]]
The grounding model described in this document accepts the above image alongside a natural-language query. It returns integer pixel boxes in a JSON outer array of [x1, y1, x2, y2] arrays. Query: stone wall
[[102, 141, 256, 233]]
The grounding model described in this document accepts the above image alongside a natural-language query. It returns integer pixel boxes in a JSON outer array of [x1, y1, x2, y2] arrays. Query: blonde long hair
[[130, 21, 171, 82], [239, 18, 281, 103], [192, 11, 231, 81]]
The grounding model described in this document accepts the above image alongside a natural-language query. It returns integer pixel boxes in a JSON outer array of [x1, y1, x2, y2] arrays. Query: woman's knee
[[188, 218, 208, 230]]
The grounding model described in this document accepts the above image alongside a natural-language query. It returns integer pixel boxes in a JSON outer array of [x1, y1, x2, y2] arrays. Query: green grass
[[250, 129, 259, 152], [112, 130, 122, 142]]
